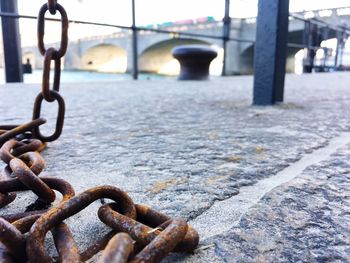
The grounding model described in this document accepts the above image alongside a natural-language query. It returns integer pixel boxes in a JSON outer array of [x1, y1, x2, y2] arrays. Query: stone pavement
[[1, 72, 350, 262]]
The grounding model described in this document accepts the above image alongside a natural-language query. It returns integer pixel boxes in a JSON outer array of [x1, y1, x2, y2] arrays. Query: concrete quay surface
[[1, 72, 350, 262]]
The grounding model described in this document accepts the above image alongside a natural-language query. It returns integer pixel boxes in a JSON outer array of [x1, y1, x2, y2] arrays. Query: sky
[[17, 0, 350, 45]]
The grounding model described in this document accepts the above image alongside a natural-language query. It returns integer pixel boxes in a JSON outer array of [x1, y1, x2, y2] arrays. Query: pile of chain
[[0, 1, 199, 262]]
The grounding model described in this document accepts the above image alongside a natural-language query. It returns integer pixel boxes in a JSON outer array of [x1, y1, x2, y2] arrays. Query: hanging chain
[[47, 0, 58, 15], [33, 0, 68, 142], [0, 1, 199, 262]]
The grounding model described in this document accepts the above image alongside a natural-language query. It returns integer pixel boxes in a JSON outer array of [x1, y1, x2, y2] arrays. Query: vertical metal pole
[[321, 27, 329, 71], [253, 0, 289, 105], [302, 20, 311, 73], [339, 31, 346, 69], [303, 22, 317, 73], [0, 0, 23, 83], [131, 0, 138, 80], [334, 31, 341, 70], [222, 0, 231, 76]]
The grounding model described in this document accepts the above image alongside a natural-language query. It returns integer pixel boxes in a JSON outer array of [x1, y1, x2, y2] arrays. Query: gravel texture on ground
[[1, 72, 350, 261], [171, 143, 350, 263]]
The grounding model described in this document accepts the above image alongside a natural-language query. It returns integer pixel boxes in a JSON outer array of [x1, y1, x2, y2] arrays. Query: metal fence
[[0, 0, 349, 82]]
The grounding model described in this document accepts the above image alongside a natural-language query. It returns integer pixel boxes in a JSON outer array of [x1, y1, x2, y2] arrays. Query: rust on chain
[[98, 233, 134, 263], [51, 222, 81, 263], [32, 91, 65, 142], [135, 204, 199, 252], [0, 119, 46, 147], [12, 214, 41, 233], [0, 215, 40, 263], [26, 186, 136, 263], [0, 177, 75, 221], [0, 177, 75, 203], [99, 203, 199, 253], [17, 151, 46, 175], [98, 203, 159, 248], [38, 2, 68, 58], [130, 218, 188, 263], [0, 0, 200, 262], [0, 125, 18, 130], [11, 139, 46, 157], [0, 218, 26, 263], [42, 48, 61, 102], [80, 230, 116, 261], [0, 193, 16, 208], [9, 158, 55, 203], [0, 139, 23, 164], [1, 210, 48, 224], [98, 204, 194, 257]]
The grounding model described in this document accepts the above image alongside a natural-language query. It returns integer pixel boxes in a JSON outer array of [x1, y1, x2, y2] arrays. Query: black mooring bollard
[[172, 45, 217, 80]]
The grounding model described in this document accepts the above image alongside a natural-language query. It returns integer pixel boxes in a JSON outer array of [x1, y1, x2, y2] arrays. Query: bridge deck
[[1, 72, 350, 261]]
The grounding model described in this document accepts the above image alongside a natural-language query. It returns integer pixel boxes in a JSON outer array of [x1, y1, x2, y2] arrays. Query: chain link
[[47, 0, 58, 15], [32, 91, 65, 142], [37, 3, 68, 58], [35, 1, 68, 142], [42, 48, 61, 102], [0, 1, 199, 262]]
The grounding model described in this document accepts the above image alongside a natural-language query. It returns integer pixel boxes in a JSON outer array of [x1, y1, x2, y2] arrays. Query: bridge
[[18, 7, 350, 75]]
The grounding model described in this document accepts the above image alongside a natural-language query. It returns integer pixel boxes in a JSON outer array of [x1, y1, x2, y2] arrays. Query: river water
[[0, 69, 171, 84]]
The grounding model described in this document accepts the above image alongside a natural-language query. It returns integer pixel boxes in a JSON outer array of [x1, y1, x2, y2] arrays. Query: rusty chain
[[0, 1, 199, 262]]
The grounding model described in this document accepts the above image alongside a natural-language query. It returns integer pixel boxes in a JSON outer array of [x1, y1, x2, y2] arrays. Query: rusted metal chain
[[26, 186, 136, 262], [80, 231, 116, 261], [47, 0, 58, 15], [34, 0, 67, 141], [98, 203, 198, 253], [130, 218, 188, 263], [32, 91, 65, 142], [0, 1, 199, 262], [0, 193, 16, 208], [11, 139, 46, 157], [51, 222, 81, 263], [0, 177, 75, 222], [9, 158, 55, 203], [42, 48, 62, 102], [0, 119, 46, 147], [135, 204, 199, 253], [38, 2, 68, 58], [0, 218, 26, 262], [0, 215, 41, 262], [98, 233, 134, 263]]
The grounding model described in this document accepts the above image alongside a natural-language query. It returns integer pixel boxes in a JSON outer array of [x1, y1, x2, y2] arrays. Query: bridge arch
[[139, 38, 223, 76], [81, 44, 127, 73], [240, 44, 307, 75]]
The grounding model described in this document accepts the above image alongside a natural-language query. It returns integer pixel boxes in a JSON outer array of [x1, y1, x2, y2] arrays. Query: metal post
[[303, 22, 318, 73], [253, 0, 289, 105], [334, 30, 346, 70], [302, 21, 311, 73], [222, 0, 231, 76], [131, 0, 138, 80], [334, 31, 341, 69], [321, 27, 329, 72], [339, 32, 346, 69], [0, 0, 23, 83]]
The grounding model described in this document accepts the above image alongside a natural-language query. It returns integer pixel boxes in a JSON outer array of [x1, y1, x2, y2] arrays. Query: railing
[[288, 13, 350, 72], [0, 1, 350, 82], [0, 0, 254, 81]]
